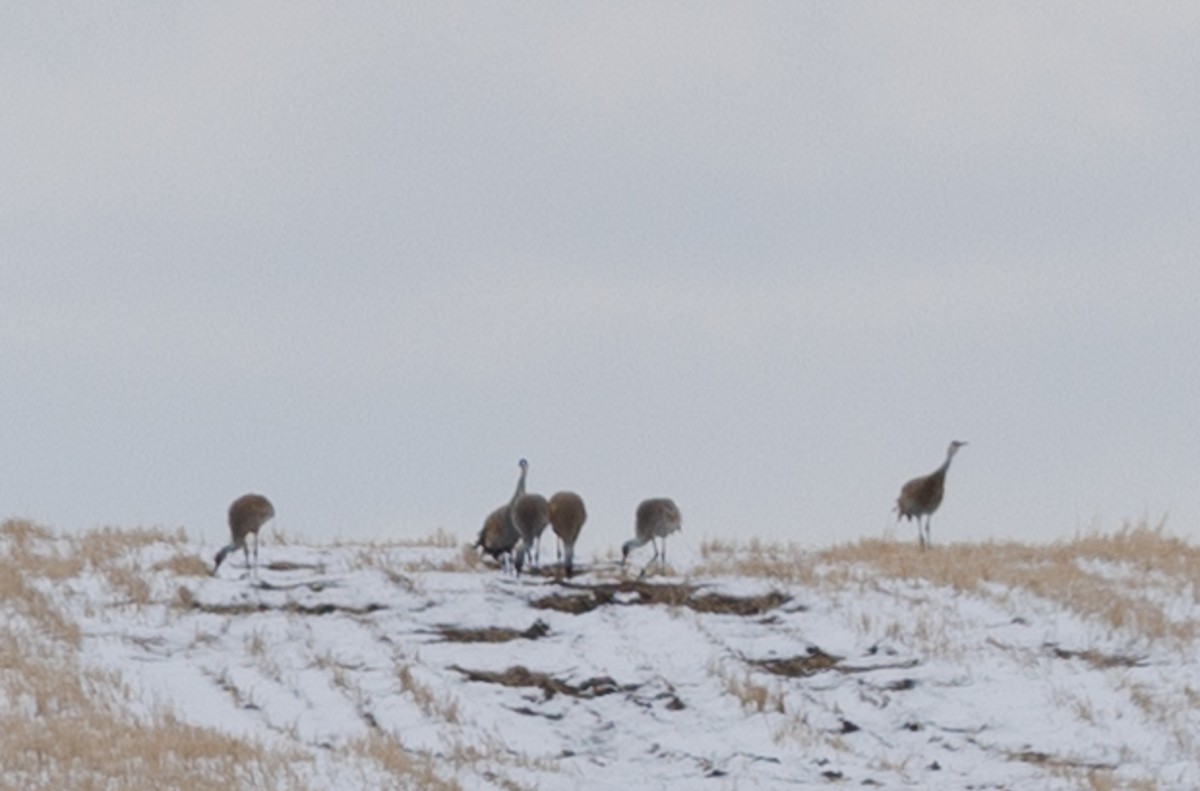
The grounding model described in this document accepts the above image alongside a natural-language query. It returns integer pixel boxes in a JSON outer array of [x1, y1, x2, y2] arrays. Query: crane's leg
[[661, 536, 668, 572], [922, 518, 932, 550], [254, 531, 260, 575], [639, 539, 661, 580]]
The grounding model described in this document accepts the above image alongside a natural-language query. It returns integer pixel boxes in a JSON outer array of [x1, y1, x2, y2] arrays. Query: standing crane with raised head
[[213, 493, 276, 576], [895, 440, 967, 550], [474, 458, 527, 568]]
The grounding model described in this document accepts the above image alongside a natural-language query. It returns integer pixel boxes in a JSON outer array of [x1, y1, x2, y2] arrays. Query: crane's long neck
[[622, 536, 650, 555], [212, 542, 238, 572], [936, 449, 957, 479], [510, 466, 527, 506]]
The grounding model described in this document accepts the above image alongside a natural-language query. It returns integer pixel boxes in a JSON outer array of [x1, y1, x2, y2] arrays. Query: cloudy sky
[[4, 4, 1199, 554]]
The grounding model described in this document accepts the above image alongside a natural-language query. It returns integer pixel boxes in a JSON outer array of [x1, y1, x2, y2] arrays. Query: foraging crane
[[895, 440, 967, 550], [511, 492, 550, 574], [476, 505, 519, 562], [474, 458, 527, 566], [212, 493, 275, 576], [547, 491, 587, 578], [621, 497, 682, 575]]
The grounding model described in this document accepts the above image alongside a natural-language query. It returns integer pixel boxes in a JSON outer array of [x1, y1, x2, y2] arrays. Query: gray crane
[[622, 497, 682, 575], [548, 491, 587, 578], [895, 440, 967, 550], [474, 458, 527, 568], [213, 493, 275, 576]]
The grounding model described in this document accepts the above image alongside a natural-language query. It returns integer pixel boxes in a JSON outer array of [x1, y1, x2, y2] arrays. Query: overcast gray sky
[[4, 4, 1200, 553]]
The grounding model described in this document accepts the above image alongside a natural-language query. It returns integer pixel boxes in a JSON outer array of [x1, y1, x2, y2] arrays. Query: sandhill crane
[[511, 492, 550, 574], [213, 493, 275, 576], [622, 497, 682, 575], [548, 491, 586, 578], [895, 440, 967, 550], [475, 505, 519, 562], [474, 458, 527, 568]]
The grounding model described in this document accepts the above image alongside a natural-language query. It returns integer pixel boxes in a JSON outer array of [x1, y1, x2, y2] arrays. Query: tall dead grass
[[693, 537, 816, 584], [700, 521, 1200, 643], [351, 733, 462, 791], [0, 521, 319, 790]]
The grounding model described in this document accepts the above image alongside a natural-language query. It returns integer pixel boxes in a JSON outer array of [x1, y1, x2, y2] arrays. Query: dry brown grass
[[0, 518, 55, 545], [4, 519, 1196, 788], [694, 537, 816, 584], [153, 552, 212, 577], [0, 522, 329, 790], [75, 525, 187, 564], [1, 617, 306, 787], [1, 520, 84, 582], [711, 660, 785, 714], [350, 732, 462, 791], [0, 699, 312, 791], [700, 522, 1200, 644], [0, 560, 82, 649], [344, 530, 479, 577], [399, 551, 481, 574], [340, 528, 459, 550], [396, 662, 462, 724]]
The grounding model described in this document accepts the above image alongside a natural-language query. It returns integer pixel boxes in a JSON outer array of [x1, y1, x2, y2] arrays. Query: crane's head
[[518, 458, 528, 472], [948, 440, 968, 458]]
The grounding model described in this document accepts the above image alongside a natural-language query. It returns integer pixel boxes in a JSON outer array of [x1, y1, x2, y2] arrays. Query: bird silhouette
[[895, 440, 967, 550], [511, 492, 549, 574], [548, 491, 587, 578], [474, 459, 527, 569], [622, 497, 682, 576], [213, 493, 275, 576]]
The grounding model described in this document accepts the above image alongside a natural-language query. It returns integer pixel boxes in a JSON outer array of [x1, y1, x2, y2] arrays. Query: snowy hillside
[[2, 520, 1198, 789]]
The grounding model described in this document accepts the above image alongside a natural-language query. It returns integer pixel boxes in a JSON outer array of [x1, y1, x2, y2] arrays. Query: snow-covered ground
[[3, 525, 1199, 789]]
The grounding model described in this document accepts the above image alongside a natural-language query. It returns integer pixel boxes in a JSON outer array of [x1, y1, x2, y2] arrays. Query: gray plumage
[[548, 491, 587, 578], [511, 492, 549, 573], [622, 497, 682, 574], [476, 505, 519, 561], [213, 493, 275, 576], [895, 440, 967, 550], [474, 458, 527, 565]]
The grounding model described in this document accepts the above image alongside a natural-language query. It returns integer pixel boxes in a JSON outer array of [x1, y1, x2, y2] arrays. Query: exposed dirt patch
[[531, 591, 607, 614], [690, 590, 791, 616], [437, 619, 550, 643], [508, 705, 565, 720], [449, 665, 635, 700], [1007, 749, 1117, 772], [883, 678, 918, 691], [751, 647, 842, 677], [254, 579, 340, 593], [1048, 645, 1148, 669], [512, 564, 569, 580], [750, 646, 921, 679], [264, 560, 326, 573], [185, 600, 387, 617], [531, 581, 789, 617]]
